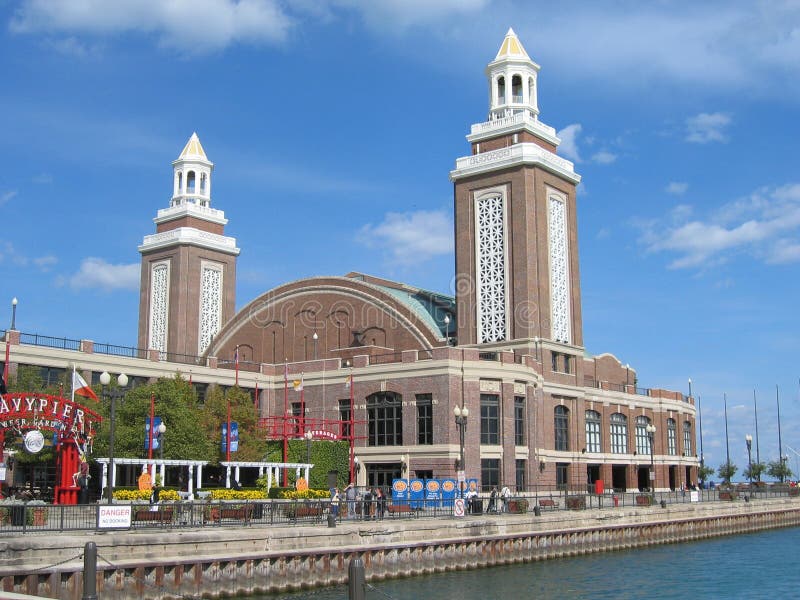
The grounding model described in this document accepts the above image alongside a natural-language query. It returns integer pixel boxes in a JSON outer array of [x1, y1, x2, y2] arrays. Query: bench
[[206, 505, 255, 523], [718, 491, 738, 501], [295, 506, 323, 518], [537, 499, 559, 510], [635, 495, 654, 506], [133, 508, 174, 524], [387, 504, 413, 518]]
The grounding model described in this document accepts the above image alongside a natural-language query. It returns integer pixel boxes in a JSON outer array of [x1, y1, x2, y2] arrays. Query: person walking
[[345, 483, 357, 519], [488, 487, 498, 513], [500, 485, 511, 513]]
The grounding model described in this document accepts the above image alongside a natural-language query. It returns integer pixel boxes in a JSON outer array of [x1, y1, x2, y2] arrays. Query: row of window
[[581, 409, 692, 456]]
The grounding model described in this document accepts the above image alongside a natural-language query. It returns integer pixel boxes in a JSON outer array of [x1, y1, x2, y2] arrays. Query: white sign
[[690, 491, 699, 503], [454, 498, 465, 518], [24, 430, 45, 454], [457, 470, 465, 483], [98, 505, 132, 529]]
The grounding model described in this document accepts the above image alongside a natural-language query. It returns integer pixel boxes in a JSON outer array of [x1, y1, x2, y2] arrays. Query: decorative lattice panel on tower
[[149, 262, 169, 356], [199, 264, 222, 354], [476, 193, 508, 343], [548, 195, 571, 343]]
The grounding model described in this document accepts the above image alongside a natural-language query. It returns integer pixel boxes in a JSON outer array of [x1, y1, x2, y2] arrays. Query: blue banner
[[221, 422, 239, 452], [144, 417, 164, 450], [441, 478, 457, 506], [409, 478, 425, 509]]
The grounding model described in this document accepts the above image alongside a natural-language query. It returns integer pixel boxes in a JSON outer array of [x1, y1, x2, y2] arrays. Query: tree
[[744, 461, 766, 483], [767, 458, 793, 483], [198, 384, 266, 463], [698, 463, 715, 484], [92, 374, 215, 464], [717, 461, 737, 485]]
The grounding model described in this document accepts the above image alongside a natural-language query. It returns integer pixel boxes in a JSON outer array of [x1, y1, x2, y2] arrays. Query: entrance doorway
[[637, 466, 650, 491], [586, 464, 601, 493], [611, 465, 627, 491], [669, 465, 677, 491], [366, 463, 402, 489]]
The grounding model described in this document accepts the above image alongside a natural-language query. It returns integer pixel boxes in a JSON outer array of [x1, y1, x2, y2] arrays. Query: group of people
[[335, 484, 387, 520], [487, 485, 512, 513]]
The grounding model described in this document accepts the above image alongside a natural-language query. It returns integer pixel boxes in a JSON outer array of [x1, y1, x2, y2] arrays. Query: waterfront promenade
[[2, 496, 800, 599]]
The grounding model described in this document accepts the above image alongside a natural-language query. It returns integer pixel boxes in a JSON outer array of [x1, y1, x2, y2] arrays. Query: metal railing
[[5, 485, 796, 535], [19, 332, 81, 351]]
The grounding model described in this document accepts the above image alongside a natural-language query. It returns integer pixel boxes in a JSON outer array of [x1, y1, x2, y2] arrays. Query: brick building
[[2, 29, 696, 494]]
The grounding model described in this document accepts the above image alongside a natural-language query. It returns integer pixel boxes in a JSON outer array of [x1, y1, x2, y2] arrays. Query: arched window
[[683, 421, 692, 457], [200, 172, 207, 193], [367, 392, 403, 446], [512, 74, 523, 102], [610, 413, 628, 454], [187, 171, 196, 193], [177, 171, 183, 194], [497, 76, 506, 104], [667, 419, 677, 455], [585, 410, 601, 453], [554, 405, 569, 451], [635, 416, 653, 455]]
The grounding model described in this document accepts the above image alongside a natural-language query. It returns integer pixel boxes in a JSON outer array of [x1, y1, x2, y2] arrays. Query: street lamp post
[[100, 371, 128, 505], [10, 297, 17, 330], [157, 421, 167, 460], [304, 430, 313, 464], [453, 405, 469, 498], [443, 315, 451, 346], [646, 423, 657, 493], [745, 434, 753, 486], [312, 332, 318, 360]]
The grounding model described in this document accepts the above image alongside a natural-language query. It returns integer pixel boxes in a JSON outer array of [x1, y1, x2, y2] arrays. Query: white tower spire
[[486, 28, 540, 121], [171, 132, 214, 208]]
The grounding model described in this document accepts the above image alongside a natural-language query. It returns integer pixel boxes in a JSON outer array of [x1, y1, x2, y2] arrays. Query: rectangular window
[[556, 462, 569, 491], [514, 396, 525, 445], [338, 399, 352, 440], [554, 405, 569, 451], [585, 412, 601, 453], [635, 424, 651, 455], [610, 415, 627, 454], [416, 394, 433, 445], [683, 422, 692, 456], [667, 420, 677, 456], [481, 458, 500, 491], [563, 355, 572, 374], [515, 459, 526, 492], [480, 393, 500, 445], [551, 351, 559, 372]]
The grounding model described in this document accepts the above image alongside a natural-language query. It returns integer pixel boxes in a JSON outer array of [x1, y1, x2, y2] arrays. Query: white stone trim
[[467, 112, 559, 146], [198, 260, 224, 355], [139, 227, 240, 255], [148, 260, 170, 355], [474, 186, 510, 344], [155, 203, 228, 226], [451, 143, 580, 183], [547, 190, 571, 344]]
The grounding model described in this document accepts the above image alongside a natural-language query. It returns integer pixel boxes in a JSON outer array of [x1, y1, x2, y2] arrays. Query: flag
[[72, 369, 98, 401], [293, 374, 304, 392], [345, 373, 352, 389]]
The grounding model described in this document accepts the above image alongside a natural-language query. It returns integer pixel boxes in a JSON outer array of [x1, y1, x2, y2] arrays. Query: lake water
[[254, 526, 800, 599]]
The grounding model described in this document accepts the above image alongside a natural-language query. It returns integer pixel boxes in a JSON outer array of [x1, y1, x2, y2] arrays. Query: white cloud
[[556, 123, 582, 162], [666, 182, 689, 196], [591, 151, 617, 165], [358, 210, 453, 266], [638, 183, 800, 268], [686, 112, 732, 144], [10, 0, 293, 54], [65, 257, 139, 291], [0, 190, 18, 206]]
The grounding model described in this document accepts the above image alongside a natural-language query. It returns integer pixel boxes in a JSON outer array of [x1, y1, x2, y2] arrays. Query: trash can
[[11, 505, 26, 526], [471, 497, 483, 515]]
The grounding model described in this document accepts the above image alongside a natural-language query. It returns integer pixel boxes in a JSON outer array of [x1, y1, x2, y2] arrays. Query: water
[[254, 526, 800, 599]]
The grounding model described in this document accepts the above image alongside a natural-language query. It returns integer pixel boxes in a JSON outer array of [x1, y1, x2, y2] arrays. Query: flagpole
[[3, 338, 10, 394], [71, 364, 76, 402], [300, 372, 305, 435], [283, 361, 288, 486], [226, 400, 232, 463], [148, 393, 155, 466], [349, 370, 354, 484], [235, 345, 239, 387]]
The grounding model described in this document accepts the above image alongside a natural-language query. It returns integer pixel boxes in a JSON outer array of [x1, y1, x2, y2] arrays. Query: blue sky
[[2, 1, 799, 479]]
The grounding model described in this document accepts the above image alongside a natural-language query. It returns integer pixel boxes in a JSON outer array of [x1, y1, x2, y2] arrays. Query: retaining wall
[[2, 499, 799, 599]]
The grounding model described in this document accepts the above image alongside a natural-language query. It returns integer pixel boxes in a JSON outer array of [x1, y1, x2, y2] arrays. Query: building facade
[[2, 30, 697, 494]]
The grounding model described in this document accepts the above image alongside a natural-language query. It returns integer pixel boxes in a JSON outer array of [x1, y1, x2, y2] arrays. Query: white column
[[225, 466, 231, 488], [235, 466, 241, 485], [188, 466, 194, 494], [101, 463, 108, 494], [267, 469, 273, 491]]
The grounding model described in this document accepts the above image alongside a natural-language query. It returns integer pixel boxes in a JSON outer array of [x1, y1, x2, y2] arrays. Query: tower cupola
[[172, 132, 213, 208], [486, 28, 540, 121]]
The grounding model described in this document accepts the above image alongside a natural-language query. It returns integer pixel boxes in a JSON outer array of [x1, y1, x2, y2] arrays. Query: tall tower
[[451, 29, 583, 350], [137, 133, 239, 358]]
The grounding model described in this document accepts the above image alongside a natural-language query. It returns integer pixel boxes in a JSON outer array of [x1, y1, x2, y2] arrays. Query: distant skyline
[[2, 1, 799, 480]]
